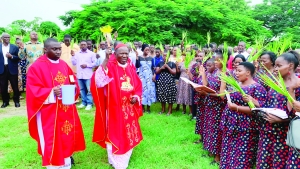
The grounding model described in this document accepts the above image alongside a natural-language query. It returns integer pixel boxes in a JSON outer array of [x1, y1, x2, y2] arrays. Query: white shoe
[[85, 105, 92, 110], [77, 104, 85, 108]]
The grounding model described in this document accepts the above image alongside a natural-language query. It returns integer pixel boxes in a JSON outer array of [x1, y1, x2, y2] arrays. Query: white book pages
[[225, 90, 232, 103], [251, 108, 288, 119]]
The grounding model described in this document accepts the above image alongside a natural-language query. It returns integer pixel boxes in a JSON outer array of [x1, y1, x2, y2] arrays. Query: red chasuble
[[26, 55, 86, 166], [91, 56, 143, 155]]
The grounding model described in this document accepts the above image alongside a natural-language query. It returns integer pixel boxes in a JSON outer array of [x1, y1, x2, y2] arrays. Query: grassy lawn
[[0, 103, 218, 169]]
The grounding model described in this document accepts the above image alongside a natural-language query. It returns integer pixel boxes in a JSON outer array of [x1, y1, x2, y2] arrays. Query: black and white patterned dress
[[156, 61, 177, 104]]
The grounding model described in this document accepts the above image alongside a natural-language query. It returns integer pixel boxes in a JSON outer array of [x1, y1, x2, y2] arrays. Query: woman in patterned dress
[[195, 59, 216, 145], [229, 55, 246, 77], [289, 102, 300, 169], [189, 52, 202, 119], [255, 51, 300, 169], [198, 52, 227, 164], [168, 47, 183, 111], [156, 53, 177, 115], [255, 51, 276, 92], [176, 57, 193, 114], [136, 44, 156, 113], [220, 62, 267, 169], [190, 53, 206, 143]]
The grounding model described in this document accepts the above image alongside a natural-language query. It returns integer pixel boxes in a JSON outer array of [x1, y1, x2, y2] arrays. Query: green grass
[[0, 103, 218, 169]]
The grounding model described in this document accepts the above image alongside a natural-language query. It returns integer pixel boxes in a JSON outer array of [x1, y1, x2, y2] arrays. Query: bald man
[[233, 41, 250, 59], [18, 31, 44, 89], [0, 33, 20, 108]]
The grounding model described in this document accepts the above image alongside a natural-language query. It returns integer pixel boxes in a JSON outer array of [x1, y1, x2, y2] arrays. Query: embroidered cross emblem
[[61, 120, 73, 135], [54, 71, 67, 85]]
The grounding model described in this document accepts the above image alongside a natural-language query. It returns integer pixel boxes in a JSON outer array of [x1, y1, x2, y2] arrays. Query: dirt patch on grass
[[0, 100, 27, 120]]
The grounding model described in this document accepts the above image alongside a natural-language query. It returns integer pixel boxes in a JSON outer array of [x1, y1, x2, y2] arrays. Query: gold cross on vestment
[[61, 120, 73, 135], [54, 71, 67, 85]]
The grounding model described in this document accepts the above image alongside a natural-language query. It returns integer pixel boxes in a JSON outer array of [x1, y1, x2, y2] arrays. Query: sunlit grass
[[0, 103, 218, 169]]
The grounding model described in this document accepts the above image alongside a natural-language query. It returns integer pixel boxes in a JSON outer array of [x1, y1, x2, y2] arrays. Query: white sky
[[0, 0, 263, 30]]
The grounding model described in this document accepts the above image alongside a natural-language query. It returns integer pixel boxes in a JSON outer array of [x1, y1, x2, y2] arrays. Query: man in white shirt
[[96, 41, 106, 66], [126, 43, 138, 66], [233, 41, 250, 59], [134, 41, 143, 56], [0, 33, 21, 108]]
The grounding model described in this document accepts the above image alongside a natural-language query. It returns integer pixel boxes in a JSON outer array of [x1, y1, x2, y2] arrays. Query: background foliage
[[1, 0, 299, 47]]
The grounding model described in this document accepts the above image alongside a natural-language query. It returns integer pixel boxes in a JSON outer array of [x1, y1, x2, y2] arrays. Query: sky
[[0, 0, 263, 29]]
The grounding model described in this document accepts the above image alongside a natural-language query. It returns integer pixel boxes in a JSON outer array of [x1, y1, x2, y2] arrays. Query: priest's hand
[[131, 97, 137, 104], [6, 52, 12, 59], [53, 86, 61, 97], [80, 64, 87, 68]]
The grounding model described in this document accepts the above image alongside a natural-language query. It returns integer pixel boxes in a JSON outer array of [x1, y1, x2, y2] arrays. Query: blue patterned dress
[[286, 84, 300, 169], [138, 56, 156, 106], [203, 69, 227, 155], [220, 82, 267, 169], [255, 87, 300, 169], [190, 63, 207, 135]]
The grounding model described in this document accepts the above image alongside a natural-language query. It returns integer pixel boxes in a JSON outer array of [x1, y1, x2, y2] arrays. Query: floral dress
[[138, 56, 156, 106], [220, 83, 267, 169], [203, 69, 227, 155], [176, 62, 192, 105], [255, 87, 300, 169], [190, 62, 207, 135]]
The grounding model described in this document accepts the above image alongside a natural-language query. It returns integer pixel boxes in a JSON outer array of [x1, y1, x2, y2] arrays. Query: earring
[[246, 77, 248, 80], [288, 72, 291, 75]]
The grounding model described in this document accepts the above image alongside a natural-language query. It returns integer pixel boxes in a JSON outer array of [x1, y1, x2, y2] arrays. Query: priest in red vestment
[[91, 43, 143, 169], [26, 38, 86, 168]]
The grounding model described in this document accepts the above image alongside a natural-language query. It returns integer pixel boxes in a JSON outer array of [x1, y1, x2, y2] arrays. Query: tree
[[0, 27, 5, 34], [11, 20, 29, 35], [253, 0, 300, 37], [59, 10, 78, 27], [60, 0, 270, 45], [5, 24, 22, 37], [28, 17, 42, 32], [38, 21, 61, 37]]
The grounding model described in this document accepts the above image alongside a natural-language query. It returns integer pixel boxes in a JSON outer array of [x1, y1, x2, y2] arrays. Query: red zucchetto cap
[[115, 43, 127, 50]]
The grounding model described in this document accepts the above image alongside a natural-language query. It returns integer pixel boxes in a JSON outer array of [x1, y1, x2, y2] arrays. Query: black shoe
[[1, 103, 9, 108], [70, 156, 75, 166], [15, 103, 20, 108]]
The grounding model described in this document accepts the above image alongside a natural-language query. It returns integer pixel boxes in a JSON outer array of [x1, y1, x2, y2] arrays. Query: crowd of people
[[1, 31, 300, 169]]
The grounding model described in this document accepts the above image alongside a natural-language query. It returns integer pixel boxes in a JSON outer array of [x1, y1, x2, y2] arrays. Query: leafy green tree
[[11, 20, 29, 35], [5, 24, 22, 37], [38, 21, 61, 37], [253, 0, 300, 37], [60, 0, 270, 45], [0, 27, 5, 34], [28, 17, 42, 32]]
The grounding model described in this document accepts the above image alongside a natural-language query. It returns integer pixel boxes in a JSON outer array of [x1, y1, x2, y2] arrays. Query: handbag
[[286, 116, 300, 155]]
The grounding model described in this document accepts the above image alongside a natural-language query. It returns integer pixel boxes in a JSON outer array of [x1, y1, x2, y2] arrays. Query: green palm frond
[[219, 73, 255, 108]]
